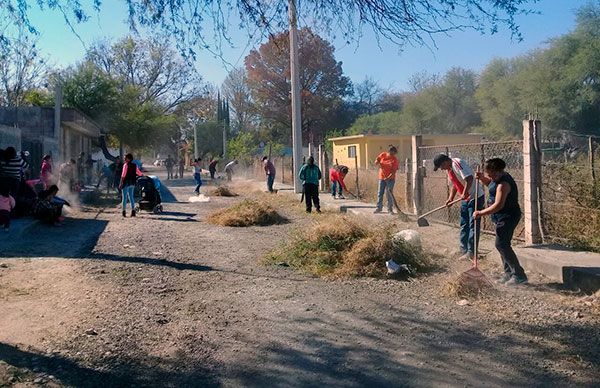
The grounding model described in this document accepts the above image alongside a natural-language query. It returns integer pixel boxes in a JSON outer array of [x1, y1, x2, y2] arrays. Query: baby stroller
[[135, 175, 163, 214]]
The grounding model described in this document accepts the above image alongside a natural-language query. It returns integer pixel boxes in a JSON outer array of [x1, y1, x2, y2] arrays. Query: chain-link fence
[[541, 135, 600, 251], [418, 140, 525, 238]]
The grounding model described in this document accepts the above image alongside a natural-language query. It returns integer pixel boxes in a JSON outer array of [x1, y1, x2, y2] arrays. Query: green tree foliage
[[227, 131, 258, 164], [61, 61, 119, 124], [195, 121, 224, 158]]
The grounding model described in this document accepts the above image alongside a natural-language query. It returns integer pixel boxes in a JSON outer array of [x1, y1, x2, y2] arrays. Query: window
[[348, 145, 357, 158]]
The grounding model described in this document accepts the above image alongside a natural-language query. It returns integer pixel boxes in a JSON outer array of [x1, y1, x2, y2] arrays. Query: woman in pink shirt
[[0, 185, 15, 232], [40, 154, 53, 189]]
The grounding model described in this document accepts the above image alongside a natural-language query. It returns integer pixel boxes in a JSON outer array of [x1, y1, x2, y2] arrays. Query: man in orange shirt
[[374, 145, 399, 214]]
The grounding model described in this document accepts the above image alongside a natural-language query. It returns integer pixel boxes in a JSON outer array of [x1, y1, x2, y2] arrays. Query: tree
[[222, 67, 255, 134], [5, 1, 535, 60], [87, 36, 204, 112], [64, 35, 208, 149], [0, 30, 47, 106], [227, 131, 258, 165], [61, 61, 119, 125], [245, 27, 351, 144], [353, 77, 384, 116]]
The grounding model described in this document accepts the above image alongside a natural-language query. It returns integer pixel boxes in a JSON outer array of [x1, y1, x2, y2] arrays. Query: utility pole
[[289, 0, 303, 193]]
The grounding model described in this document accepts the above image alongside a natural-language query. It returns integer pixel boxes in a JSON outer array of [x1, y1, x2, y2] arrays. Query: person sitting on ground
[[0, 185, 16, 232], [33, 185, 63, 226], [473, 158, 528, 285], [262, 156, 277, 193], [193, 158, 203, 195], [329, 165, 349, 199], [433, 153, 485, 261], [299, 156, 322, 213], [119, 153, 144, 218], [208, 158, 218, 180], [374, 145, 399, 214], [224, 160, 238, 181]]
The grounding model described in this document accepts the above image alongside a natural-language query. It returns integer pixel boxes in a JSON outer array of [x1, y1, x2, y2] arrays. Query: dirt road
[[1, 172, 598, 387]]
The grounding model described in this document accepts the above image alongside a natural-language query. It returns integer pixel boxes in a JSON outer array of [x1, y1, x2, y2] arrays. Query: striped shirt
[[0, 157, 29, 179]]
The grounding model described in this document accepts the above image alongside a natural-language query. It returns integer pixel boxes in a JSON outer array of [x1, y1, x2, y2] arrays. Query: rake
[[457, 167, 491, 288], [417, 198, 462, 227]]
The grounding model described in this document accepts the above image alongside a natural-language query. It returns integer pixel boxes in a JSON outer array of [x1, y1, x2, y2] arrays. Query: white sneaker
[[458, 253, 473, 261], [338, 194, 345, 199]]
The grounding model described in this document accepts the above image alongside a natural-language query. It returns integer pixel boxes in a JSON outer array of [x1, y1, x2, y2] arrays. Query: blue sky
[[29, 0, 589, 90]]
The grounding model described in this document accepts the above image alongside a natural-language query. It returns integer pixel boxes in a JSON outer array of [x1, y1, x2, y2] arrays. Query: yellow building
[[329, 133, 484, 169]]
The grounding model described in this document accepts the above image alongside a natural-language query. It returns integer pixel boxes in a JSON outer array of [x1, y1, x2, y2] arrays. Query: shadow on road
[[0, 342, 219, 387]]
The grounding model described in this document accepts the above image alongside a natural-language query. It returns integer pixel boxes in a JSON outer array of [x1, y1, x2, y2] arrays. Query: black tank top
[[123, 162, 138, 187], [488, 172, 521, 222]]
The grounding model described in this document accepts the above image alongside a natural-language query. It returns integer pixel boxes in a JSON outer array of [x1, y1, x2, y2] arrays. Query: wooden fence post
[[404, 158, 412, 211], [412, 135, 423, 216], [523, 119, 543, 245], [589, 136, 596, 184]]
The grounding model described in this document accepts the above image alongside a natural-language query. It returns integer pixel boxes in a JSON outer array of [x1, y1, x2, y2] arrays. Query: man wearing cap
[[433, 154, 485, 261]]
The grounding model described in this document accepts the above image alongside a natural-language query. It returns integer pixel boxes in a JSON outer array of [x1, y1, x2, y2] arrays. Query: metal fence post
[[523, 119, 543, 245], [354, 154, 360, 198], [412, 135, 423, 215], [323, 149, 330, 191]]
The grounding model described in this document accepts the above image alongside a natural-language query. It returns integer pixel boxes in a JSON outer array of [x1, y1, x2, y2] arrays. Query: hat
[[433, 154, 451, 171]]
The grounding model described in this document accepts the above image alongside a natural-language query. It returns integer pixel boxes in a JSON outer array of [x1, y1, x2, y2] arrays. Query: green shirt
[[299, 164, 322, 185]]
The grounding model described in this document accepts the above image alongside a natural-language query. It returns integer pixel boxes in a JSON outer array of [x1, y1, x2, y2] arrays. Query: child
[[473, 158, 527, 285], [0, 186, 15, 232], [193, 158, 203, 195], [119, 153, 143, 217], [299, 156, 322, 213], [329, 165, 349, 199]]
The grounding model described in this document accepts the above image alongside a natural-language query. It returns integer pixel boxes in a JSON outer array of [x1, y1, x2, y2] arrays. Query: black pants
[[495, 214, 526, 278], [304, 183, 320, 212], [0, 177, 20, 198], [209, 168, 216, 180]]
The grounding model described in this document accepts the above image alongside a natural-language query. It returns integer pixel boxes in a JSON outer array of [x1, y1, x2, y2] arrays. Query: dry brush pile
[[265, 215, 431, 279], [208, 199, 287, 227]]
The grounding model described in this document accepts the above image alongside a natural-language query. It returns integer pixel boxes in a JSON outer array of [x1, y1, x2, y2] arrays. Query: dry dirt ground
[[0, 169, 599, 387]]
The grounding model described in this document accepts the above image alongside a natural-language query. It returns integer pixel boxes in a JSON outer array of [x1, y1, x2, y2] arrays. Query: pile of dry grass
[[208, 200, 286, 227], [265, 215, 430, 278], [442, 273, 495, 298], [210, 186, 238, 197]]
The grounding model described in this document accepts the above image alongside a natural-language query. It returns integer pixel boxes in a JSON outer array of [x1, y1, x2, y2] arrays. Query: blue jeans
[[267, 174, 275, 192], [376, 179, 395, 211], [194, 173, 202, 193], [331, 181, 342, 196], [459, 196, 485, 255], [122, 185, 135, 211]]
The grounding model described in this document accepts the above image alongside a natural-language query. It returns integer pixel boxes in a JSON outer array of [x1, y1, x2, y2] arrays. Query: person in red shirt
[[262, 156, 277, 192], [40, 154, 53, 190], [374, 145, 399, 214], [329, 165, 349, 199]]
